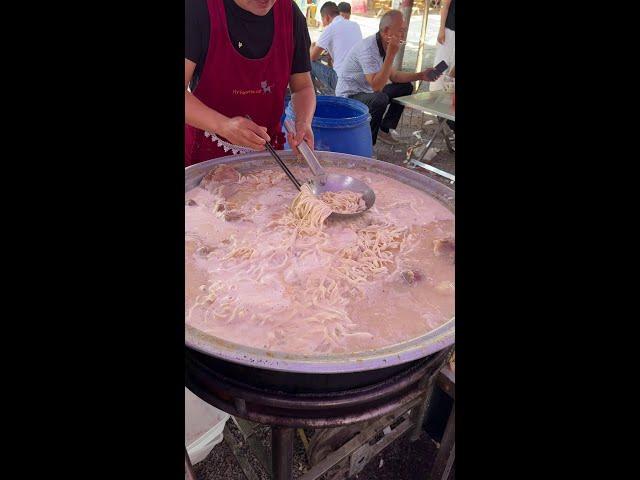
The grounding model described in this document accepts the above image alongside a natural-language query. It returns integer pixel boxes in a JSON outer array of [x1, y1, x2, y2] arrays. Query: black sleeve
[[291, 2, 311, 74], [185, 0, 209, 65]]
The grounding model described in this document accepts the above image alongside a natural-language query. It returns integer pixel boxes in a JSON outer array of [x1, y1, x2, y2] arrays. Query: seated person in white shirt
[[309, 2, 363, 91], [335, 10, 440, 145]]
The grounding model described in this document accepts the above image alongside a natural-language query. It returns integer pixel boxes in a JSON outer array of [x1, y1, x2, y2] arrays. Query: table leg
[[407, 117, 455, 183], [429, 403, 455, 480], [443, 122, 455, 153], [272, 426, 295, 480], [415, 118, 448, 164], [185, 445, 197, 480]]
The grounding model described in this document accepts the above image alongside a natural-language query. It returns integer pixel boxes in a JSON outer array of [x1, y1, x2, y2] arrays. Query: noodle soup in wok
[[186, 164, 454, 355]]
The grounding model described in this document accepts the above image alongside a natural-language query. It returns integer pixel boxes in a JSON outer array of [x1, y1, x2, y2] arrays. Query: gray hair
[[379, 10, 403, 32]]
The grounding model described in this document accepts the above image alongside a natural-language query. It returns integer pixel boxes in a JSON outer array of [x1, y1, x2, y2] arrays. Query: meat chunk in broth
[[212, 199, 244, 222], [199, 164, 241, 191], [433, 237, 455, 263], [216, 183, 241, 201], [222, 210, 243, 222], [401, 269, 423, 286]]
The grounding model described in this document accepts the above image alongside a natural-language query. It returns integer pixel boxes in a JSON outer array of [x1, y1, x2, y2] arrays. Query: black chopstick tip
[[244, 115, 301, 190]]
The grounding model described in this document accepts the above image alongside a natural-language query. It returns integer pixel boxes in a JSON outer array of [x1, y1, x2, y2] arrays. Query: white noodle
[[320, 190, 367, 214]]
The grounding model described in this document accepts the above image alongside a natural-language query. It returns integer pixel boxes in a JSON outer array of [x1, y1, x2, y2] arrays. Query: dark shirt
[[375, 32, 386, 60], [445, 0, 455, 31], [185, 0, 311, 90]]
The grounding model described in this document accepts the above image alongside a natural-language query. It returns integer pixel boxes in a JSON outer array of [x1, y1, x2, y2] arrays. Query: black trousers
[[349, 82, 413, 144]]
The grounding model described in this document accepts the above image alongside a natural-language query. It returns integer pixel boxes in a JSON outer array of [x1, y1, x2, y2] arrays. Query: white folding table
[[394, 91, 455, 184]]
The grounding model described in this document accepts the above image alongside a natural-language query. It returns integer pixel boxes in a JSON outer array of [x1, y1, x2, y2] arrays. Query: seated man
[[335, 10, 440, 145], [310, 2, 363, 91], [337, 2, 352, 20]]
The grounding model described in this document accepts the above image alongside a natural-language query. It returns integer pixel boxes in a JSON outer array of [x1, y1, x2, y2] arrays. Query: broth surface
[[185, 164, 454, 354]]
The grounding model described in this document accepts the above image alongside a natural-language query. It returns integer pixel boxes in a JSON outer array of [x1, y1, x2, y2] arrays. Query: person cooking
[[185, 0, 317, 167]]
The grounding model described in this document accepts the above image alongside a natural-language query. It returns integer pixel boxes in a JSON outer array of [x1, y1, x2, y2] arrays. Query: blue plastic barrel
[[281, 94, 291, 126], [284, 96, 372, 158]]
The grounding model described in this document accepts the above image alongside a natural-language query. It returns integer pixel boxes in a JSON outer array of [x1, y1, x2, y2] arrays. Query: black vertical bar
[[272, 426, 295, 480]]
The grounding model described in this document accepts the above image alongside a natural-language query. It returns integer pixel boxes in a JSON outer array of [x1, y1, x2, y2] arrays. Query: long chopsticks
[[245, 115, 302, 191], [265, 142, 302, 191]]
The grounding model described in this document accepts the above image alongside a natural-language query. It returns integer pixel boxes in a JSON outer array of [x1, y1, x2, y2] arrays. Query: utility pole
[[392, 0, 415, 71], [414, 3, 430, 90]]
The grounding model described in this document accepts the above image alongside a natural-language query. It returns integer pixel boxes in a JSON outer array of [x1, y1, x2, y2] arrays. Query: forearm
[[391, 70, 422, 83], [290, 83, 316, 127], [310, 44, 323, 62], [370, 56, 395, 92], [185, 91, 228, 133], [440, 0, 450, 33]]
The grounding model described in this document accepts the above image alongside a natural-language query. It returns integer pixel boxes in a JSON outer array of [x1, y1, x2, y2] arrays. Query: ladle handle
[[284, 120, 326, 178]]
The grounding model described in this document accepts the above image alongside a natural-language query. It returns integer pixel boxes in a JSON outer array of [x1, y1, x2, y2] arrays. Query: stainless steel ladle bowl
[[285, 121, 376, 215]]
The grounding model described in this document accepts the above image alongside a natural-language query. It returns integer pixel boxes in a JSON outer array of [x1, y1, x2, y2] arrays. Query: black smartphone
[[427, 60, 448, 81]]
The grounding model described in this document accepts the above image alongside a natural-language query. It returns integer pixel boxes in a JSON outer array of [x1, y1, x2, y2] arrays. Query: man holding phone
[[336, 10, 440, 145]]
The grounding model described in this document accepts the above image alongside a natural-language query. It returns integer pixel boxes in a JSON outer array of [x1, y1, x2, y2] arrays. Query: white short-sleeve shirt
[[335, 34, 384, 97], [316, 16, 363, 75]]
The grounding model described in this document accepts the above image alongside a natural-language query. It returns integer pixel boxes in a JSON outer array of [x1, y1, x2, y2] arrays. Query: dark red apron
[[185, 0, 293, 167]]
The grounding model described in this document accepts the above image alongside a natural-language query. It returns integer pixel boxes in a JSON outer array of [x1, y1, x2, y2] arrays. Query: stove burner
[[186, 347, 452, 479]]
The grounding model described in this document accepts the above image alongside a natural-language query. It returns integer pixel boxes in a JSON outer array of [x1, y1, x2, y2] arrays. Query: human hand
[[218, 116, 270, 150], [437, 29, 446, 45], [387, 35, 403, 58], [421, 68, 441, 82], [286, 120, 314, 153]]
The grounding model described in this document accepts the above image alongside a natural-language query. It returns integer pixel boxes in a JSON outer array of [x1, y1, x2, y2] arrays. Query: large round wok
[[185, 151, 455, 382]]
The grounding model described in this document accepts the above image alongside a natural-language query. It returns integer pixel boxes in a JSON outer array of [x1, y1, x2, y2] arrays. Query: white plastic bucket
[[185, 387, 230, 465]]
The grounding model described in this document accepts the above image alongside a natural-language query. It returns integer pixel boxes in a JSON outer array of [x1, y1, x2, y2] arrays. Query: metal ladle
[[284, 120, 376, 214]]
